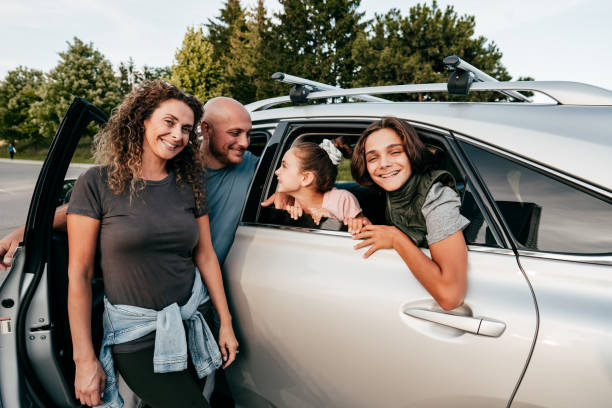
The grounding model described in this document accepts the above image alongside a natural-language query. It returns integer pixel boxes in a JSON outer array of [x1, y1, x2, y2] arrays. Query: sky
[[1, 0, 611, 95]]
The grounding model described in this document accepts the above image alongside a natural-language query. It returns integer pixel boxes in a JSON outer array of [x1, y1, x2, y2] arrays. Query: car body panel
[[512, 255, 612, 407], [225, 226, 537, 407]]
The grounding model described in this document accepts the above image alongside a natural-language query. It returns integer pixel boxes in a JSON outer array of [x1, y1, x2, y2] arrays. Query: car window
[[247, 130, 270, 157], [460, 141, 612, 254], [251, 121, 496, 247]]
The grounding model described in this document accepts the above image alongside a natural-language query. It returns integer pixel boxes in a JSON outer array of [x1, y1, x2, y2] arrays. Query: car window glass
[[460, 184, 499, 247], [247, 130, 270, 157], [461, 142, 612, 254]]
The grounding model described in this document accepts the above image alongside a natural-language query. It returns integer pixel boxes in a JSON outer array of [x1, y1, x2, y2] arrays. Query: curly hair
[[94, 80, 204, 208], [351, 117, 433, 187]]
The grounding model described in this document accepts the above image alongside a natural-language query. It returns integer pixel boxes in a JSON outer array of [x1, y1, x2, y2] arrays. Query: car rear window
[[460, 142, 612, 254]]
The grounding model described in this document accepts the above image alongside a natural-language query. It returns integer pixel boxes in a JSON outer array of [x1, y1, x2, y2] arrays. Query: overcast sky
[[1, 0, 611, 94]]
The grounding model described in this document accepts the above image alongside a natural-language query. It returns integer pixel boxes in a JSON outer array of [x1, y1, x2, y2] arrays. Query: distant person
[[8, 143, 16, 160]]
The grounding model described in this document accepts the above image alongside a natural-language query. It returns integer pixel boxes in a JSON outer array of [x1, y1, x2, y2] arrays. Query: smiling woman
[[65, 80, 238, 407]]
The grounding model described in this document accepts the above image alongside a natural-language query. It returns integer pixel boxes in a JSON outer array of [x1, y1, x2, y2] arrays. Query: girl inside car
[[275, 140, 367, 227], [66, 80, 237, 407], [350, 117, 469, 310]]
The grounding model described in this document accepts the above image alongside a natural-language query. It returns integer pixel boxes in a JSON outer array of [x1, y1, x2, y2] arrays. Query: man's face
[[204, 107, 252, 167]]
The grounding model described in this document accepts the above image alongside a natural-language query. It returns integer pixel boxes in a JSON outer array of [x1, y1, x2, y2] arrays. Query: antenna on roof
[[271, 72, 390, 104], [443, 56, 531, 102]]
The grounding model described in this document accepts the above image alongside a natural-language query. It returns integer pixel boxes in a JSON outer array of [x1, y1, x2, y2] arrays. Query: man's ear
[[201, 120, 212, 141], [301, 171, 315, 188]]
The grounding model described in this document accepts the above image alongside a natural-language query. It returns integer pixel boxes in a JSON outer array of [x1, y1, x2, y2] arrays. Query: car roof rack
[[270, 72, 390, 104], [245, 56, 612, 111], [443, 55, 531, 102]]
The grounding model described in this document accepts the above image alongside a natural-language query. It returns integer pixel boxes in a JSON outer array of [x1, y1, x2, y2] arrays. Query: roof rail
[[271, 72, 390, 103], [245, 81, 612, 111], [443, 55, 531, 102]]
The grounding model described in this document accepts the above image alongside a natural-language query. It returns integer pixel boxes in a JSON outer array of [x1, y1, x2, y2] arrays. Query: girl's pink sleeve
[[324, 189, 362, 219]]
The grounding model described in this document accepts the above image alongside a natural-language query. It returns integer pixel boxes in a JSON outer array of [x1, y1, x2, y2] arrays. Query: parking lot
[[0, 159, 90, 237]]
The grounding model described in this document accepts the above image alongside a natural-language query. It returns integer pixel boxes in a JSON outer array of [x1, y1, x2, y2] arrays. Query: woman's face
[[142, 99, 194, 162], [275, 149, 303, 194], [364, 128, 412, 191]]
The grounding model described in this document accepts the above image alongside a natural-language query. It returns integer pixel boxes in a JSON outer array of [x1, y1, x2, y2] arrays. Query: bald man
[[200, 97, 260, 266]]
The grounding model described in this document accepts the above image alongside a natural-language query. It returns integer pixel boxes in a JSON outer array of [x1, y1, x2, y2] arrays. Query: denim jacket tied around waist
[[96, 269, 221, 408]]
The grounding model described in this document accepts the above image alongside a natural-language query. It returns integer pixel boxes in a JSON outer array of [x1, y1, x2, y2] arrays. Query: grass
[[337, 157, 353, 182]]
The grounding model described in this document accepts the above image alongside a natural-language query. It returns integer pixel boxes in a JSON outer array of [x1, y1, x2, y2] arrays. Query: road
[[0, 159, 91, 238]]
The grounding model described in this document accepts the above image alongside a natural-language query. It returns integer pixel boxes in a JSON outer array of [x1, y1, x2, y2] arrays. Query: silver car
[[1, 59, 611, 407]]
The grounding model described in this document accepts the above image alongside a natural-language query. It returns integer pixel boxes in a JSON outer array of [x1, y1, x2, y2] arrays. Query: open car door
[[0, 98, 107, 408]]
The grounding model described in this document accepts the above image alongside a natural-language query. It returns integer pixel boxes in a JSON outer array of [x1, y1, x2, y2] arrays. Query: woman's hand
[[74, 357, 106, 407], [344, 214, 371, 235], [353, 224, 401, 258], [218, 324, 239, 369]]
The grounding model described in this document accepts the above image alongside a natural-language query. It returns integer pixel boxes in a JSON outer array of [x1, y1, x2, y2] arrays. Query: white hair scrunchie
[[319, 139, 342, 166]]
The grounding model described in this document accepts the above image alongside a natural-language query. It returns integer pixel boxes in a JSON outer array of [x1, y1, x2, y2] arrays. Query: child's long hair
[[292, 142, 337, 193]]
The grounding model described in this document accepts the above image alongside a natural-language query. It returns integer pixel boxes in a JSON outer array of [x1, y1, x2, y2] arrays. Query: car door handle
[[403, 308, 506, 337]]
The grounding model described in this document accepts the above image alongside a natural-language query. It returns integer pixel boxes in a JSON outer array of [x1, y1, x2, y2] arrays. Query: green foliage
[[207, 0, 247, 60], [266, 0, 366, 88], [351, 1, 511, 101], [29, 37, 122, 144], [170, 26, 225, 102], [0, 66, 43, 143]]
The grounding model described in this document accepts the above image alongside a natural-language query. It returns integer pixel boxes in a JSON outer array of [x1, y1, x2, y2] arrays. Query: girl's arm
[[353, 226, 467, 311], [194, 214, 239, 368], [67, 214, 106, 407]]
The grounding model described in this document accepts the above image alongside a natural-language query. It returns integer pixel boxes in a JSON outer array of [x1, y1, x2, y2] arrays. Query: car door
[[457, 139, 612, 408], [0, 98, 107, 408], [224, 119, 538, 408]]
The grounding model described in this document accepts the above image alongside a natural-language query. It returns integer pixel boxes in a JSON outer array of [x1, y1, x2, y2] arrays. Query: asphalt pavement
[[0, 158, 92, 237]]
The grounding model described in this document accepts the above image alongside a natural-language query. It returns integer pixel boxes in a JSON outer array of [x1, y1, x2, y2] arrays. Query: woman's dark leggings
[[114, 346, 210, 408]]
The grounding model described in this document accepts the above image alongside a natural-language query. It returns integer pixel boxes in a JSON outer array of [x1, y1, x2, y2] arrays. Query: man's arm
[[0, 204, 68, 270]]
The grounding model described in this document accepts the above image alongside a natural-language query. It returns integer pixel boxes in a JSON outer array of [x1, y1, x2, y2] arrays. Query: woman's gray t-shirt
[[67, 166, 208, 352]]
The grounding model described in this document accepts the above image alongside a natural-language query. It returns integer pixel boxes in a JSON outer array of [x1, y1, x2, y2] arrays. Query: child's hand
[[310, 208, 333, 225], [353, 224, 400, 258], [285, 204, 303, 220], [344, 214, 371, 235]]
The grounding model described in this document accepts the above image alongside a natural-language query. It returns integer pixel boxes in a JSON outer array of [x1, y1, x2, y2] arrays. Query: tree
[[207, 0, 247, 60], [0, 66, 43, 144], [222, 0, 283, 103], [266, 0, 366, 88], [170, 26, 225, 102], [29, 37, 122, 143], [118, 58, 171, 95], [351, 1, 512, 101]]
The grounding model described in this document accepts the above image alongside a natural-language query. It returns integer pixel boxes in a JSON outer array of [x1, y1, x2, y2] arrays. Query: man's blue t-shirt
[[206, 151, 259, 265]]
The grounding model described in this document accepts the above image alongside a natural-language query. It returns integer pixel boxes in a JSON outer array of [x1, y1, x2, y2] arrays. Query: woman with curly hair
[[67, 80, 237, 407]]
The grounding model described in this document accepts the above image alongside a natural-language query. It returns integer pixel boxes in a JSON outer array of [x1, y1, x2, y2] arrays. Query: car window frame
[[241, 118, 507, 249]]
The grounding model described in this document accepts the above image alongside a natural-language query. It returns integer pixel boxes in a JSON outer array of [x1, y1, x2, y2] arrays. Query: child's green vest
[[385, 170, 457, 248]]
